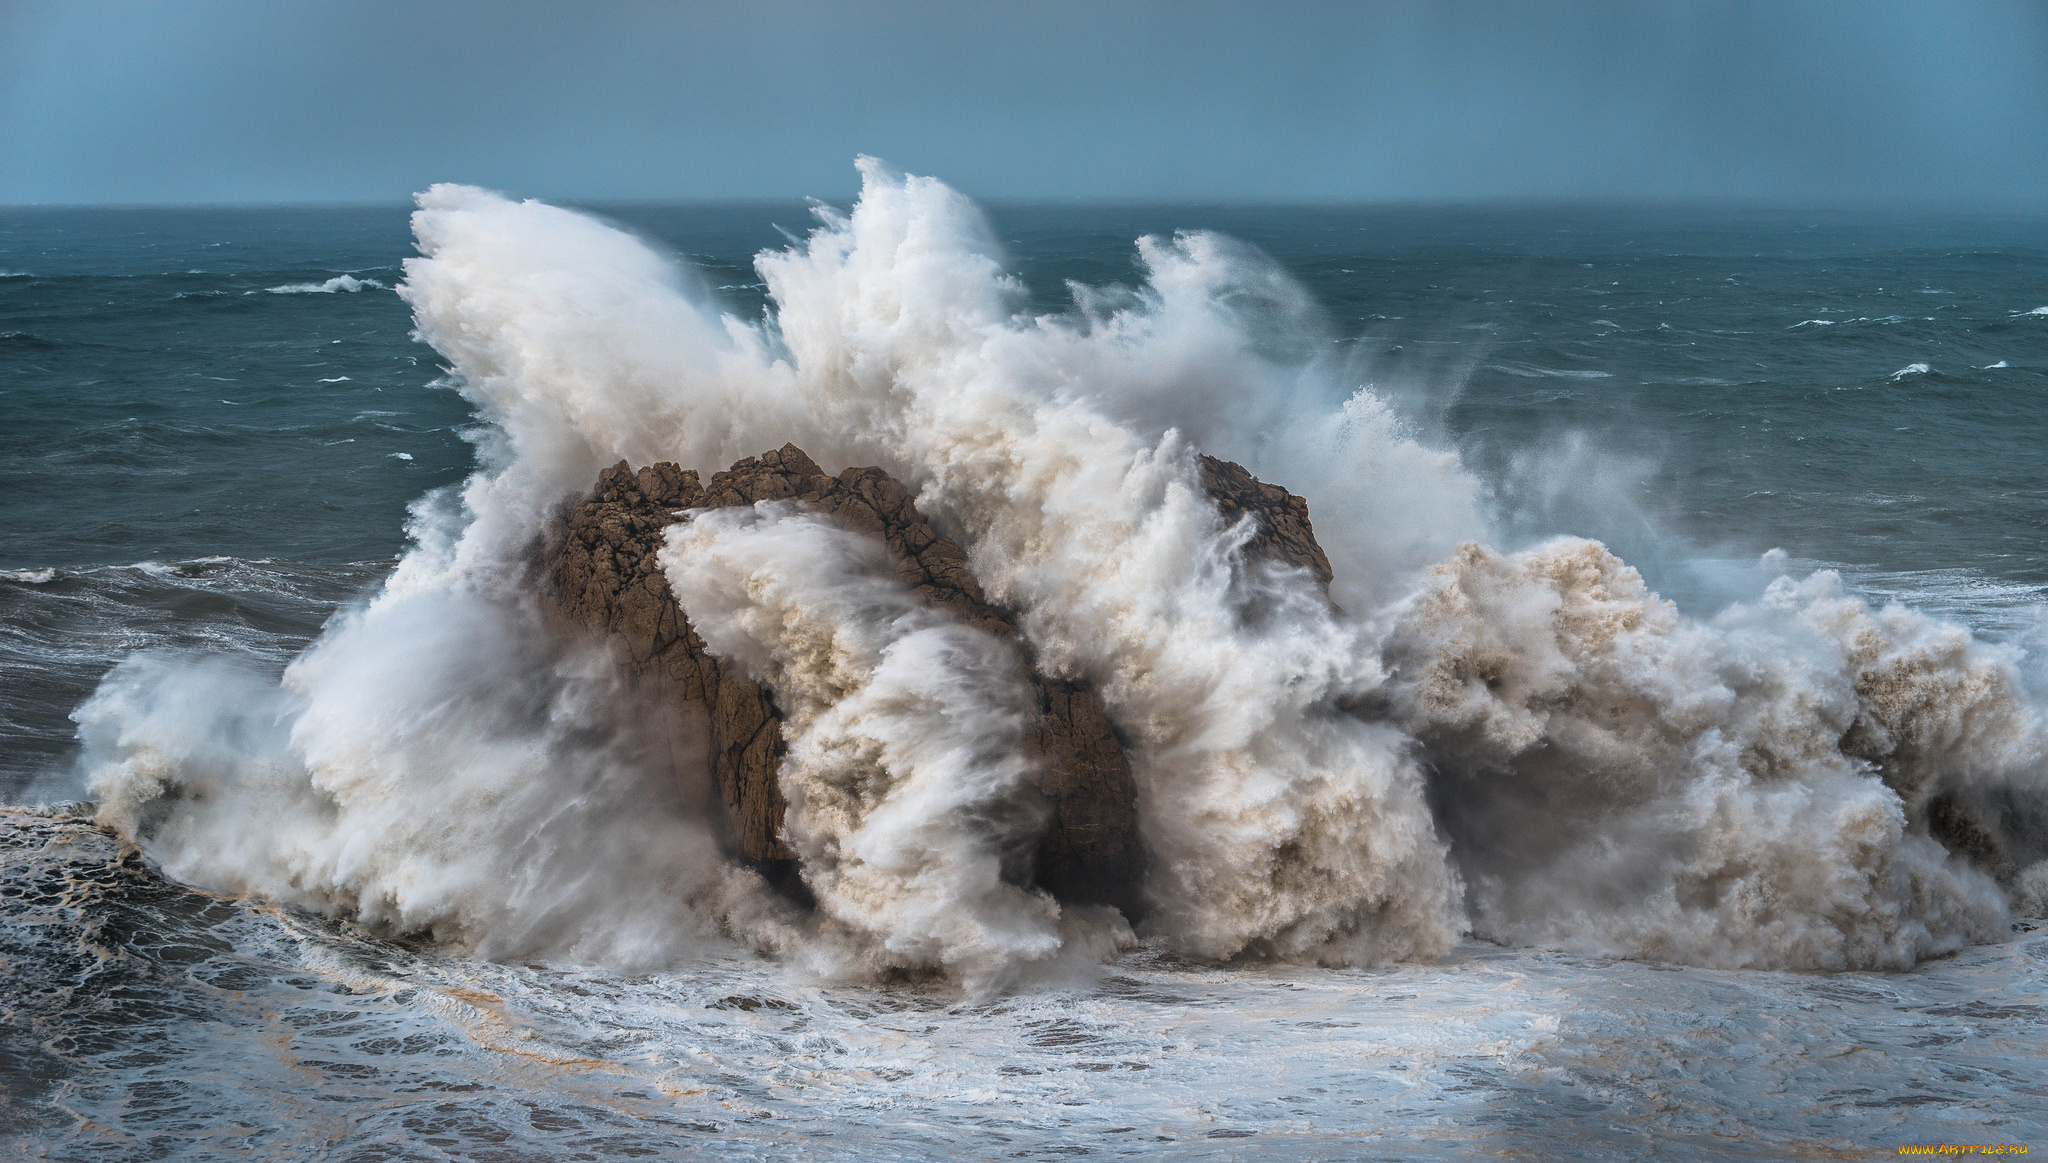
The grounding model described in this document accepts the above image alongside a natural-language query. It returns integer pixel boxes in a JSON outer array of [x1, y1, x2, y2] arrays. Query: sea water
[[3, 174, 2046, 1158]]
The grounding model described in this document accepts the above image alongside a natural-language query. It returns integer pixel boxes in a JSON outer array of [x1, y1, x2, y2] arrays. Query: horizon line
[[6, 193, 2048, 215]]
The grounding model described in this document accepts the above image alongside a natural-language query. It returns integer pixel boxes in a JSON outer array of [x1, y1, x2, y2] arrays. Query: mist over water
[[5, 170, 2048, 1156]]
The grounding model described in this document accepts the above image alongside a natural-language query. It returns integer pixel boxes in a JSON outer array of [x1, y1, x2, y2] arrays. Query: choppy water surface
[[4, 187, 2047, 1158], [5, 811, 2043, 1160]]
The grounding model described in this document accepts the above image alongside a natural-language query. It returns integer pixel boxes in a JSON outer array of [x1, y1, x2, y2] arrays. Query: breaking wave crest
[[266, 274, 386, 294], [661, 504, 1116, 991], [76, 159, 2048, 986], [1380, 541, 2032, 968]]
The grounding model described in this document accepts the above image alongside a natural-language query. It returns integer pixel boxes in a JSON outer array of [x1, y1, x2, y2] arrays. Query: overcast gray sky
[[2, 0, 2044, 205]]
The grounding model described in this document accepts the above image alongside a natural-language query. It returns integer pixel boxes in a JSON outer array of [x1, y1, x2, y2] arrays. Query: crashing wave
[[76, 160, 2048, 985], [1377, 539, 2033, 968]]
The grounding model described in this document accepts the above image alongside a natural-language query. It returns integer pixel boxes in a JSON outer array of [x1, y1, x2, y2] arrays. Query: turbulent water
[[4, 165, 2048, 1158]]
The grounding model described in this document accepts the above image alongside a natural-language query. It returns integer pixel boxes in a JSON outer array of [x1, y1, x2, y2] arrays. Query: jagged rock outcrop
[[1198, 454, 1334, 586], [549, 445, 1142, 911], [546, 444, 1335, 918]]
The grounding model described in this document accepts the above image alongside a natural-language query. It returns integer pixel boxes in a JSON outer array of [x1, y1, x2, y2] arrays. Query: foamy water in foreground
[[5, 811, 2042, 1160]]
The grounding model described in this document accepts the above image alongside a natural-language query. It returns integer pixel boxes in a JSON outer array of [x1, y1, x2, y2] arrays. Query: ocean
[[3, 174, 2046, 1159]]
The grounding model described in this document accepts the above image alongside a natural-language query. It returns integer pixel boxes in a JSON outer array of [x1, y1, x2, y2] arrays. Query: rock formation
[[1198, 454, 1333, 586], [546, 444, 1335, 919]]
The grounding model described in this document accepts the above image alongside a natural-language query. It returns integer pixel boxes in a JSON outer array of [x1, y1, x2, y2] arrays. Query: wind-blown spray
[[77, 159, 2048, 982], [661, 503, 1080, 989]]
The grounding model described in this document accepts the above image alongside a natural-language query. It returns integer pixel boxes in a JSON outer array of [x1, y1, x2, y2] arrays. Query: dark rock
[[548, 445, 1146, 912], [547, 445, 1335, 918], [1199, 454, 1334, 586]]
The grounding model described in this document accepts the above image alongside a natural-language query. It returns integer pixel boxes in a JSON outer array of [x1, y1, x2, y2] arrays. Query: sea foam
[[266, 274, 386, 294], [75, 161, 2048, 984]]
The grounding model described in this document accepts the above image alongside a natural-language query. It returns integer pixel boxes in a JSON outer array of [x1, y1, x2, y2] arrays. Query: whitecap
[[1889, 362, 1931, 380], [1986, 361, 2010, 369], [266, 275, 387, 295], [318, 376, 352, 383], [2022, 306, 2048, 317], [1802, 316, 1916, 328], [2, 568, 57, 584], [388, 452, 414, 461]]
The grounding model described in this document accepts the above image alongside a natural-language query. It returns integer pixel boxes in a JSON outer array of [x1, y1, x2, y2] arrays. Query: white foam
[[1795, 315, 1913, 328], [1890, 362, 1931, 380], [80, 609, 773, 970], [76, 162, 2048, 982], [2, 568, 57, 584], [660, 504, 1106, 990], [1380, 541, 2023, 968], [13, 808, 2044, 1160], [266, 274, 387, 294], [755, 163, 1465, 960]]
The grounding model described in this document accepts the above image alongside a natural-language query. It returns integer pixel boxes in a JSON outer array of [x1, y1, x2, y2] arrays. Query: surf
[[72, 160, 2048, 986]]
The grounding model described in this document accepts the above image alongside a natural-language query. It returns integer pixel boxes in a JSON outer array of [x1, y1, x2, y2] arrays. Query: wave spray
[[77, 159, 2047, 985]]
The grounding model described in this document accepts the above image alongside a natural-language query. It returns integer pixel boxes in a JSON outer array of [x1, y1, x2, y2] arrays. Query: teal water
[[3, 202, 2046, 1159], [7, 204, 2046, 576], [10, 203, 2045, 794]]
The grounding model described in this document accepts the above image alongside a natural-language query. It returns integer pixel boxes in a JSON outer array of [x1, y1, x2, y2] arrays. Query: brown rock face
[[546, 444, 1335, 918], [548, 444, 1143, 911], [1198, 454, 1334, 586]]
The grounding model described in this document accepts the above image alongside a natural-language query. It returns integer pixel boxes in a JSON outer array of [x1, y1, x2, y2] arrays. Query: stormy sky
[[2, 0, 2044, 205]]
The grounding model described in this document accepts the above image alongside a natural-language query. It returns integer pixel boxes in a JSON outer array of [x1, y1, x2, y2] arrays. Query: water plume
[[81, 592, 769, 970], [73, 159, 2048, 979], [1381, 539, 2030, 968], [756, 162, 1465, 961], [661, 503, 1077, 989]]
